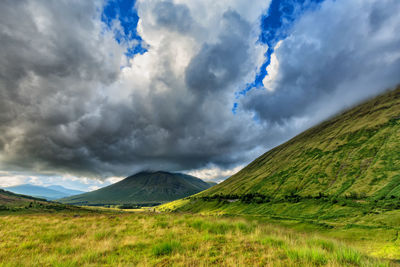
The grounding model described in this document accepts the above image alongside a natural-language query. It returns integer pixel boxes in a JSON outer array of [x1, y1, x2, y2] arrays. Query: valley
[[1, 87, 399, 266], [1, 0, 400, 266]]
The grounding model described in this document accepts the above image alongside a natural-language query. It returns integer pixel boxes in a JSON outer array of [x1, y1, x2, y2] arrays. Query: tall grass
[[152, 241, 181, 256], [0, 211, 392, 266]]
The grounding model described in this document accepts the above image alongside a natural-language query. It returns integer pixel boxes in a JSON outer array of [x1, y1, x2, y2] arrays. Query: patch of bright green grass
[[152, 241, 182, 256], [335, 247, 362, 265], [286, 247, 328, 266]]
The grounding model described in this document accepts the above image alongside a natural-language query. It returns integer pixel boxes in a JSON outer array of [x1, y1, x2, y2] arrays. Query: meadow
[[0, 209, 395, 266]]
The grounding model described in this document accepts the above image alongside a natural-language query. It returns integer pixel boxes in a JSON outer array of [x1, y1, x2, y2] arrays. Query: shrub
[[117, 204, 139, 209]]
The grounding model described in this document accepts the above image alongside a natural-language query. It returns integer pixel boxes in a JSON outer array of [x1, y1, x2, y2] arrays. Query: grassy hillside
[[59, 171, 213, 206], [0, 189, 77, 213], [0, 189, 46, 206], [204, 86, 400, 199], [163, 87, 400, 220], [0, 210, 392, 266]]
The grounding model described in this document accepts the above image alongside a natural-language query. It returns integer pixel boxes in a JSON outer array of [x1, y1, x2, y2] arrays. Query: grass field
[[0, 209, 396, 267], [160, 197, 400, 259]]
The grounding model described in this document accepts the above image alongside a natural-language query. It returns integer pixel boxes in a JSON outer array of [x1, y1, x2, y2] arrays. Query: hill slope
[[202, 87, 400, 199], [3, 184, 76, 200], [59, 171, 213, 206], [0, 189, 46, 206], [0, 189, 78, 213], [163, 86, 400, 217]]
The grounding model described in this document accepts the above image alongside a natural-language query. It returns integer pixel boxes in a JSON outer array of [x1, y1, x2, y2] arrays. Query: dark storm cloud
[[0, 0, 267, 178], [135, 11, 263, 169], [1, 0, 399, 181], [242, 0, 400, 124], [0, 0, 124, 177]]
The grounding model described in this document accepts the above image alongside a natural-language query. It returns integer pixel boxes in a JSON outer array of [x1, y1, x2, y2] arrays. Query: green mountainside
[[0, 189, 46, 206], [162, 86, 400, 220], [59, 171, 213, 206], [3, 184, 81, 200], [0, 189, 75, 213]]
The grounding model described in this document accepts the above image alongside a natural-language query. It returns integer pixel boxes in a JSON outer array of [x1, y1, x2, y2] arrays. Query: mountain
[[0, 189, 46, 207], [162, 86, 400, 217], [3, 184, 80, 200], [46, 185, 84, 196], [59, 171, 213, 206], [0, 189, 80, 213]]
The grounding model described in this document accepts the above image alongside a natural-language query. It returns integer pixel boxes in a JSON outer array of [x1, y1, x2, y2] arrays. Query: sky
[[0, 0, 400, 191]]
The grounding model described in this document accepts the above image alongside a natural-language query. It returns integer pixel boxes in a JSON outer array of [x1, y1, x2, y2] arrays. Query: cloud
[[0, 0, 128, 177], [152, 1, 193, 33], [0, 0, 399, 184], [0, 0, 271, 180], [0, 170, 122, 191], [185, 11, 253, 95], [89, 185, 101, 191], [0, 172, 28, 187], [243, 0, 400, 125], [184, 164, 244, 183], [262, 41, 282, 92]]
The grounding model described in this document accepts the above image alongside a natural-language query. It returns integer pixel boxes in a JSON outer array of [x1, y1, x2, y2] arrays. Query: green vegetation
[[161, 198, 400, 258], [199, 87, 400, 200], [2, 86, 400, 266], [152, 241, 182, 256], [0, 189, 46, 203], [156, 87, 400, 262], [162, 87, 400, 221], [0, 189, 78, 213], [59, 171, 213, 206], [0, 209, 393, 266]]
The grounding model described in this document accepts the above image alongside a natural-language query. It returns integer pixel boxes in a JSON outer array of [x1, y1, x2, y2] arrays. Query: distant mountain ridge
[[59, 171, 214, 206], [3, 184, 84, 200], [206, 181, 218, 187], [46, 185, 84, 196]]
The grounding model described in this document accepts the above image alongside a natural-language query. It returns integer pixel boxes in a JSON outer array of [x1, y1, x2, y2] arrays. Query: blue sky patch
[[233, 0, 325, 114], [101, 0, 324, 113], [102, 0, 147, 57]]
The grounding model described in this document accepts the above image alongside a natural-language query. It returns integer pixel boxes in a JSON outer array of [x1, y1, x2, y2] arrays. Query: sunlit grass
[[0, 210, 392, 266]]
